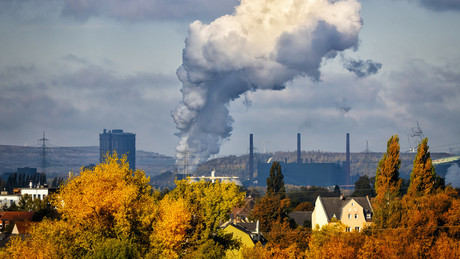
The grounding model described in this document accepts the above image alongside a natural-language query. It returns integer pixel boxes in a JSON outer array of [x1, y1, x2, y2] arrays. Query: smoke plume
[[445, 163, 460, 188], [172, 0, 363, 171]]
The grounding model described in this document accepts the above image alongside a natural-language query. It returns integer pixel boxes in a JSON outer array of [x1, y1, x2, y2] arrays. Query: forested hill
[[0, 145, 175, 179], [194, 150, 452, 180]]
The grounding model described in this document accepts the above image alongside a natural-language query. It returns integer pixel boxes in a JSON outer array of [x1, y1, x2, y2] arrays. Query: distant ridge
[[0, 145, 175, 178]]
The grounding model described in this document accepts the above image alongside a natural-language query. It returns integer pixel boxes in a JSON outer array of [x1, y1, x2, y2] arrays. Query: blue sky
[[1, 0, 459, 161]]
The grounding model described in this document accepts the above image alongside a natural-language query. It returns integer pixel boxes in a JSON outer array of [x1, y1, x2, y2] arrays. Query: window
[[351, 202, 354, 206], [346, 227, 351, 232], [355, 227, 360, 231], [348, 214, 352, 219], [366, 213, 372, 220], [355, 214, 358, 219]]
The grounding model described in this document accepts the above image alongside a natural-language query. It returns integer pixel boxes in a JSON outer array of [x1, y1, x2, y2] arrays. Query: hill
[[0, 145, 175, 179], [193, 150, 452, 181]]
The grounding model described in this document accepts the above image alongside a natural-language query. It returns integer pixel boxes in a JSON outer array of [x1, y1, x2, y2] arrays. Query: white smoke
[[445, 163, 460, 188], [172, 0, 363, 171]]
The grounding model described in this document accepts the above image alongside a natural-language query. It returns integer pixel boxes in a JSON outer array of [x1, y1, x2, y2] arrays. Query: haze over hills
[[1, 144, 454, 189], [0, 145, 175, 179]]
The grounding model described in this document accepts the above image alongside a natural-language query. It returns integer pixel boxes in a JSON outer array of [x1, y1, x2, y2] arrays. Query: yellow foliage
[[51, 153, 157, 240], [150, 196, 192, 258]]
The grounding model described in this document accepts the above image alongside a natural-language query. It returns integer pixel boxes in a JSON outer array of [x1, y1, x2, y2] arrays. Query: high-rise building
[[99, 129, 136, 170]]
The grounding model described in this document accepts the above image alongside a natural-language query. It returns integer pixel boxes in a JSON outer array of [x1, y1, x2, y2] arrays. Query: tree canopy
[[266, 161, 285, 197]]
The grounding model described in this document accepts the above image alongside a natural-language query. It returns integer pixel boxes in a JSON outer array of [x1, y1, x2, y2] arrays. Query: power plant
[[254, 133, 350, 187]]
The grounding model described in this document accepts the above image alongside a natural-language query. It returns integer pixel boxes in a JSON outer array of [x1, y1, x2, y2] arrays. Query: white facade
[[0, 194, 20, 207], [311, 196, 329, 229], [20, 188, 50, 200]]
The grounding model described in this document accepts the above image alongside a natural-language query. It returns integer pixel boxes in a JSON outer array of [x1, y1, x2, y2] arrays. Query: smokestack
[[297, 133, 301, 163], [249, 134, 254, 183], [346, 133, 351, 185]]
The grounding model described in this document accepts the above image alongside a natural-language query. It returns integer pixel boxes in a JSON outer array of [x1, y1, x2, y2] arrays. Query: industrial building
[[253, 133, 350, 187], [99, 129, 136, 170]]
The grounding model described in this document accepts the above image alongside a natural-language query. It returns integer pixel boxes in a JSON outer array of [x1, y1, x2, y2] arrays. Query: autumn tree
[[1, 154, 158, 258], [251, 194, 292, 232], [267, 161, 285, 198], [165, 178, 244, 256], [407, 138, 436, 197], [373, 135, 402, 229]]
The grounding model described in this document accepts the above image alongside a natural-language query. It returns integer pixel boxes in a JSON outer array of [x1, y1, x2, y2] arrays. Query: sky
[[1, 0, 460, 162]]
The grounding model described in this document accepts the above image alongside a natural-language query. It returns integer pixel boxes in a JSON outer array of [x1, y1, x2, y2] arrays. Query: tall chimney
[[249, 134, 254, 183], [297, 133, 301, 163], [346, 133, 351, 185]]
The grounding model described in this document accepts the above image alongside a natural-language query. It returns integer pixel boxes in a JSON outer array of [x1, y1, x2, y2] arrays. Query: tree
[[407, 138, 436, 197], [351, 175, 375, 197], [251, 194, 291, 232], [373, 135, 402, 229], [2, 154, 158, 258], [267, 162, 285, 198], [165, 179, 244, 255]]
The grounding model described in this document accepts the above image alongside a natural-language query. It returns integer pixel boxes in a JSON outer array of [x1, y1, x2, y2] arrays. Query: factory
[[252, 133, 350, 187]]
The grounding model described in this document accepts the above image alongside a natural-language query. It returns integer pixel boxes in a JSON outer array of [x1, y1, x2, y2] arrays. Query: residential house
[[222, 221, 265, 258], [230, 196, 256, 223], [0, 211, 35, 231], [311, 195, 373, 231]]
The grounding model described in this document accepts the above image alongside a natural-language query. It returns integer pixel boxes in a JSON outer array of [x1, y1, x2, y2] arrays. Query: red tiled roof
[[0, 211, 35, 222]]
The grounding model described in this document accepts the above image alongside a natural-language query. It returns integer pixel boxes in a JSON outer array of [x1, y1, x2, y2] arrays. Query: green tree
[[351, 175, 375, 197], [373, 135, 402, 229], [266, 161, 285, 198], [407, 138, 437, 197]]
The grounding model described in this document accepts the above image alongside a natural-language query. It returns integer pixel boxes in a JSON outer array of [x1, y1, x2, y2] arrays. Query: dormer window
[[366, 213, 372, 220]]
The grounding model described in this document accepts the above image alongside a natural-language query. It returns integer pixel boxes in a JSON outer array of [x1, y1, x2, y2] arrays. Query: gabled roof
[[317, 196, 373, 221], [12, 221, 35, 235], [349, 197, 373, 213], [0, 211, 35, 222], [319, 197, 347, 221], [289, 211, 312, 226]]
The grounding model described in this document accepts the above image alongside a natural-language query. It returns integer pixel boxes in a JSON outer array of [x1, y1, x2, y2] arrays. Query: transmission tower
[[38, 132, 50, 174], [407, 121, 424, 153]]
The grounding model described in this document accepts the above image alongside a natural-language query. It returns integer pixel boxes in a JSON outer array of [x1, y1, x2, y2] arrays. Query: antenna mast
[[38, 132, 50, 174]]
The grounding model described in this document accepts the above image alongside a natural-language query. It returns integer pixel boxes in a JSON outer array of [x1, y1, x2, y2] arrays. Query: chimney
[[346, 133, 351, 185], [297, 133, 301, 163], [249, 134, 254, 183]]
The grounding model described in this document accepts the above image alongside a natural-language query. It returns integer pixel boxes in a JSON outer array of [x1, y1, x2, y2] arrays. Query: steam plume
[[172, 0, 363, 171]]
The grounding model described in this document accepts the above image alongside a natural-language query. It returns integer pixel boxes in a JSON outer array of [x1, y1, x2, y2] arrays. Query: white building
[[0, 191, 20, 207]]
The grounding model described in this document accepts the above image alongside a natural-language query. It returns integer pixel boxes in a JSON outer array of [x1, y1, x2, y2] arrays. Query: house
[[311, 195, 373, 232], [230, 196, 255, 223], [0, 190, 20, 208], [222, 221, 266, 258], [0, 211, 35, 231], [19, 182, 57, 201]]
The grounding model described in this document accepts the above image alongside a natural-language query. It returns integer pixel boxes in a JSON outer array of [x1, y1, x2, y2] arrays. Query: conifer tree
[[407, 138, 436, 197], [266, 161, 285, 197], [373, 135, 402, 228]]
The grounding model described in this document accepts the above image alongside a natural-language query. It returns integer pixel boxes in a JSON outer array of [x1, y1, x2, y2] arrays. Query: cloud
[[0, 0, 240, 23], [61, 0, 239, 22], [342, 57, 382, 78], [172, 0, 364, 169], [0, 57, 180, 151], [415, 0, 460, 11]]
